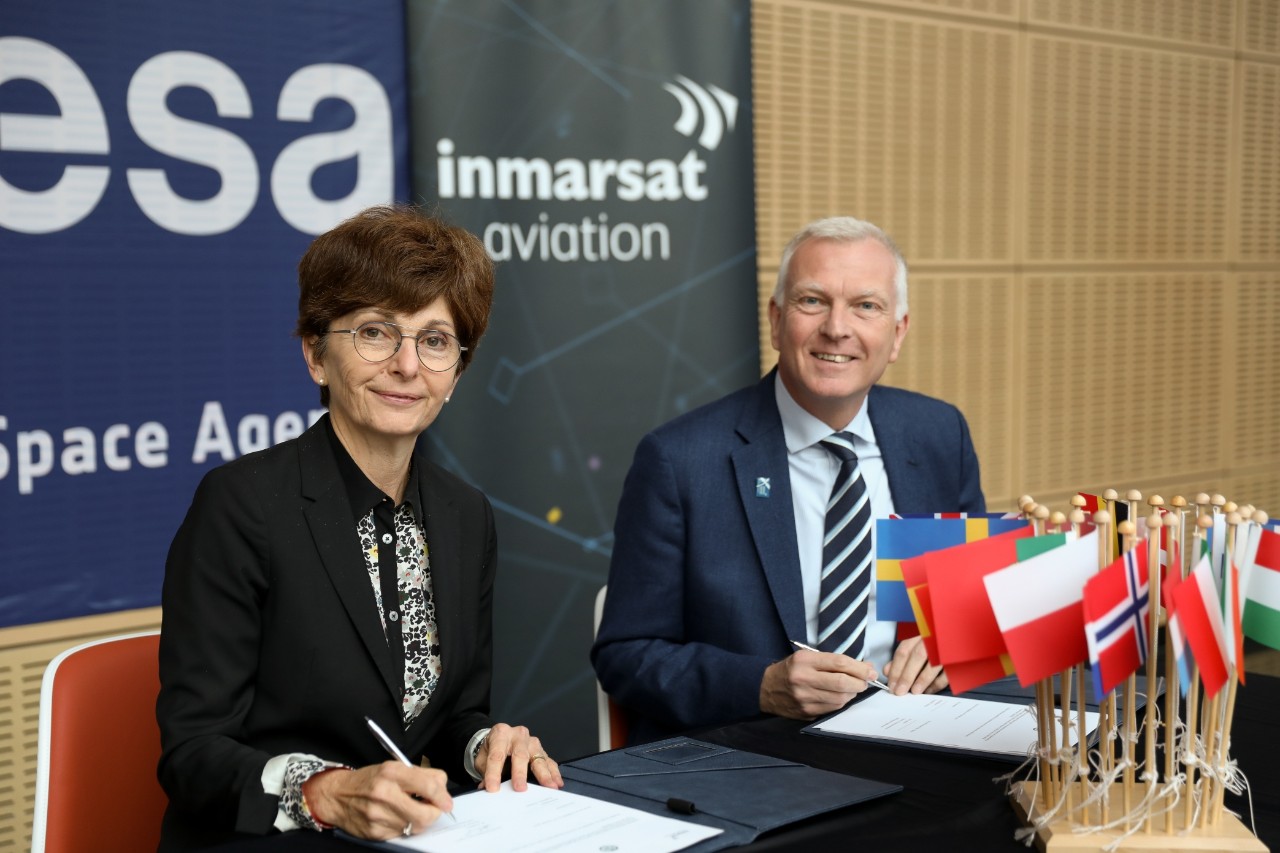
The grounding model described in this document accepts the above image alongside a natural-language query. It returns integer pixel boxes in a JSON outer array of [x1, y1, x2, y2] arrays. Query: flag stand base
[[1010, 782, 1268, 852]]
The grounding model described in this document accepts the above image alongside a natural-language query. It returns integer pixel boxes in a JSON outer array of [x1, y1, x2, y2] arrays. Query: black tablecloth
[[207, 676, 1279, 852]]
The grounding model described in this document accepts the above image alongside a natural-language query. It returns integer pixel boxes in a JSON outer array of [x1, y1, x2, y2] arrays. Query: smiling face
[[303, 299, 461, 461], [769, 237, 909, 429]]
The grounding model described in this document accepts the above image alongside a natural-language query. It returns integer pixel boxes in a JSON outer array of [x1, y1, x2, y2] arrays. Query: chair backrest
[[592, 585, 629, 751], [32, 631, 166, 853]]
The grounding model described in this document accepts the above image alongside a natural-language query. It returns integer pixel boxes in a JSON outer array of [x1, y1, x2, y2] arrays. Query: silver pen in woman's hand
[[365, 716, 456, 822]]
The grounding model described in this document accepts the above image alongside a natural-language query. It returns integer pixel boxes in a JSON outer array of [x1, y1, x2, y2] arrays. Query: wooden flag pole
[[1184, 514, 1210, 829], [1200, 690, 1222, 829], [1162, 510, 1180, 834], [1090, 507, 1112, 823], [1049, 510, 1076, 813], [1032, 505, 1062, 801], [1211, 511, 1244, 824], [1104, 489, 1121, 563], [1118, 519, 1138, 822], [1198, 500, 1224, 830], [1194, 492, 1210, 522], [1143, 504, 1164, 832], [1022, 496, 1054, 808], [1071, 503, 1091, 808]]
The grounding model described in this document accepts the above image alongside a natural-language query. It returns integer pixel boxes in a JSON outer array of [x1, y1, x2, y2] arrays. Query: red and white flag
[[1173, 552, 1230, 699], [984, 532, 1100, 687]]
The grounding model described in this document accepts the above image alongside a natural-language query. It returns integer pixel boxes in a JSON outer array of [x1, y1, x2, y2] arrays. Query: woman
[[157, 205, 561, 850]]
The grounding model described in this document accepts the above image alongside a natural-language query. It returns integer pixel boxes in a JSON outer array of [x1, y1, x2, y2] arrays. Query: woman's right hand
[[302, 761, 454, 839]]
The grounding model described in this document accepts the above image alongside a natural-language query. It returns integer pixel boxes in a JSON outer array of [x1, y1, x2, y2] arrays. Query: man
[[592, 217, 985, 744]]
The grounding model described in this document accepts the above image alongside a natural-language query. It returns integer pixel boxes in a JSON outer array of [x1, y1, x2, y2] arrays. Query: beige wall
[[5, 1, 1279, 846], [753, 0, 1280, 517]]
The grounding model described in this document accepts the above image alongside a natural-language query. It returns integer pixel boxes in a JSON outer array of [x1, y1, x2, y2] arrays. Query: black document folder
[[559, 735, 901, 852]]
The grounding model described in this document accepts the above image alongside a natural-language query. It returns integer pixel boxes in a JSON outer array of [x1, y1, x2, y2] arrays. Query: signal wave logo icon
[[663, 76, 738, 150]]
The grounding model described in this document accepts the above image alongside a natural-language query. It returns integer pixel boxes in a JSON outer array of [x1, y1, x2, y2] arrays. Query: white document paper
[[811, 692, 1099, 760], [385, 782, 722, 853]]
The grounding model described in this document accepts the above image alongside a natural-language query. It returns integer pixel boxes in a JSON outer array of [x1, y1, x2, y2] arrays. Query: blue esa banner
[[0, 0, 409, 626]]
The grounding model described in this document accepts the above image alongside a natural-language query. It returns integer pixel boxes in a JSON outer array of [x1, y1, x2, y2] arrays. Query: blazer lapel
[[414, 459, 461, 713], [869, 386, 928, 514], [732, 374, 807, 640], [298, 420, 403, 699]]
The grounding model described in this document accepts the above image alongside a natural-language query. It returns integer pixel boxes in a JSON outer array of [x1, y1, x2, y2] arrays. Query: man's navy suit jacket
[[591, 372, 985, 744]]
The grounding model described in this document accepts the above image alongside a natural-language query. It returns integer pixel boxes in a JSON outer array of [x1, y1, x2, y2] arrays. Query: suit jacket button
[[389, 610, 399, 622]]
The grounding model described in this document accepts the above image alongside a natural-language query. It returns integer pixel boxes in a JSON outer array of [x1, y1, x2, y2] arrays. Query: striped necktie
[[817, 432, 872, 657]]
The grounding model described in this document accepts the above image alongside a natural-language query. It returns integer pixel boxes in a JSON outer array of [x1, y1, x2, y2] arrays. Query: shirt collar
[[324, 416, 422, 524], [773, 373, 875, 454]]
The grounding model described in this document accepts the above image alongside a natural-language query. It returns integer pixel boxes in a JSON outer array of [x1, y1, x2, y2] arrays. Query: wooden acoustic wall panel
[[1244, 0, 1280, 56], [1027, 0, 1236, 50], [0, 642, 68, 851], [843, 0, 1017, 21], [1240, 63, 1280, 261], [1019, 273, 1226, 498], [1230, 274, 1280, 482], [880, 275, 1016, 510], [0, 607, 162, 847], [1024, 36, 1232, 263], [751, 0, 1016, 274], [758, 271, 778, 373]]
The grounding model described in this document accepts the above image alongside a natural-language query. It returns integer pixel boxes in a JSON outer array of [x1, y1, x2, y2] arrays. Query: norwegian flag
[[1083, 546, 1150, 697]]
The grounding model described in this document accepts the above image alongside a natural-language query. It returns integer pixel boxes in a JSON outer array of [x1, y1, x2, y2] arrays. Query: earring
[[444, 397, 451, 403], [319, 378, 327, 386]]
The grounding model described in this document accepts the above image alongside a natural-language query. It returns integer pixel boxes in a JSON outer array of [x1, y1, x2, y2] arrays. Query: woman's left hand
[[474, 723, 564, 793]]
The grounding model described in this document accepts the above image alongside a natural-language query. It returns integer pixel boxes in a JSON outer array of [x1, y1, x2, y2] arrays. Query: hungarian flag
[[875, 514, 1031, 622], [1083, 546, 1150, 697], [984, 531, 1100, 686], [1173, 552, 1230, 699], [1243, 527, 1280, 650]]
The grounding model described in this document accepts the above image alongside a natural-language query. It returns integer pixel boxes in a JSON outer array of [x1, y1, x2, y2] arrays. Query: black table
[[209, 676, 1279, 852]]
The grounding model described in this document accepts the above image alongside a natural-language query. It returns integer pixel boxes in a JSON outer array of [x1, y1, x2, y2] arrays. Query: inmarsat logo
[[663, 75, 738, 150], [440, 75, 741, 264]]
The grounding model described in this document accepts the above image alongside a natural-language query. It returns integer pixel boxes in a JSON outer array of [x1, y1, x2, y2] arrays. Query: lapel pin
[[755, 477, 771, 498]]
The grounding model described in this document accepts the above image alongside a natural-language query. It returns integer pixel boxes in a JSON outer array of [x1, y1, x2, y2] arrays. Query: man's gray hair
[[772, 217, 909, 321]]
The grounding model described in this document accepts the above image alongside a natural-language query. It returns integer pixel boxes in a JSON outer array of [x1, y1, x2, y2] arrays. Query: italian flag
[[984, 531, 1100, 687], [1243, 528, 1280, 650]]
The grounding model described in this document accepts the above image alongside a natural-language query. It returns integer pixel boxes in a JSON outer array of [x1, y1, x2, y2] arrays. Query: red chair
[[32, 631, 166, 853]]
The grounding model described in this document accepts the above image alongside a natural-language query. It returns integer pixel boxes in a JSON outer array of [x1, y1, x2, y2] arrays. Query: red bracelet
[[301, 766, 351, 831]]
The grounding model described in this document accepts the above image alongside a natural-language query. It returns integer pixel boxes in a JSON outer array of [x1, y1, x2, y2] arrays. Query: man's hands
[[760, 636, 949, 719], [883, 635, 947, 695], [759, 648, 879, 719]]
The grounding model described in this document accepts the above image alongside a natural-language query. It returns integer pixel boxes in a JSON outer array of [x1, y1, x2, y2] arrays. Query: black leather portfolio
[[559, 735, 902, 852]]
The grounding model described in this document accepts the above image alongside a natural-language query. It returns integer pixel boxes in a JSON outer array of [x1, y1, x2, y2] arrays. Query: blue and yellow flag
[[875, 513, 1029, 622]]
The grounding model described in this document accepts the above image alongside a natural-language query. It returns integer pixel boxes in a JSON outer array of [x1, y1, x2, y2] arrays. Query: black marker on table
[[365, 715, 456, 822], [666, 797, 697, 815]]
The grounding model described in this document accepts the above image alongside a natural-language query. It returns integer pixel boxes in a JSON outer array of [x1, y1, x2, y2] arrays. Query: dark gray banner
[[406, 0, 758, 756]]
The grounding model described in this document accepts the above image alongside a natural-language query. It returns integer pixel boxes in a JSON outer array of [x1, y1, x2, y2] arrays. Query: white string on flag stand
[[988, 487, 1268, 852]]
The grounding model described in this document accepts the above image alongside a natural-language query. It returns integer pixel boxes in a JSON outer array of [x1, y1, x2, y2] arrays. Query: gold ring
[[531, 753, 548, 763]]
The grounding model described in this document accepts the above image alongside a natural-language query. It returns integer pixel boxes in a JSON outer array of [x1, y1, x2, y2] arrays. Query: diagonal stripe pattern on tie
[[817, 432, 872, 657]]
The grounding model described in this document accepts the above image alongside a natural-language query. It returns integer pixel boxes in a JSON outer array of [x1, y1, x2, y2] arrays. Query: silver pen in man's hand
[[789, 640, 891, 691]]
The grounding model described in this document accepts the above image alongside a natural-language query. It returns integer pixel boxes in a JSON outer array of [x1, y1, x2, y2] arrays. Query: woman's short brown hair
[[296, 205, 494, 405]]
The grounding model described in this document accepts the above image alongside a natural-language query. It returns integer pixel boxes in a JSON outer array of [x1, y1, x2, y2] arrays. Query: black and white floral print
[[356, 507, 442, 724]]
